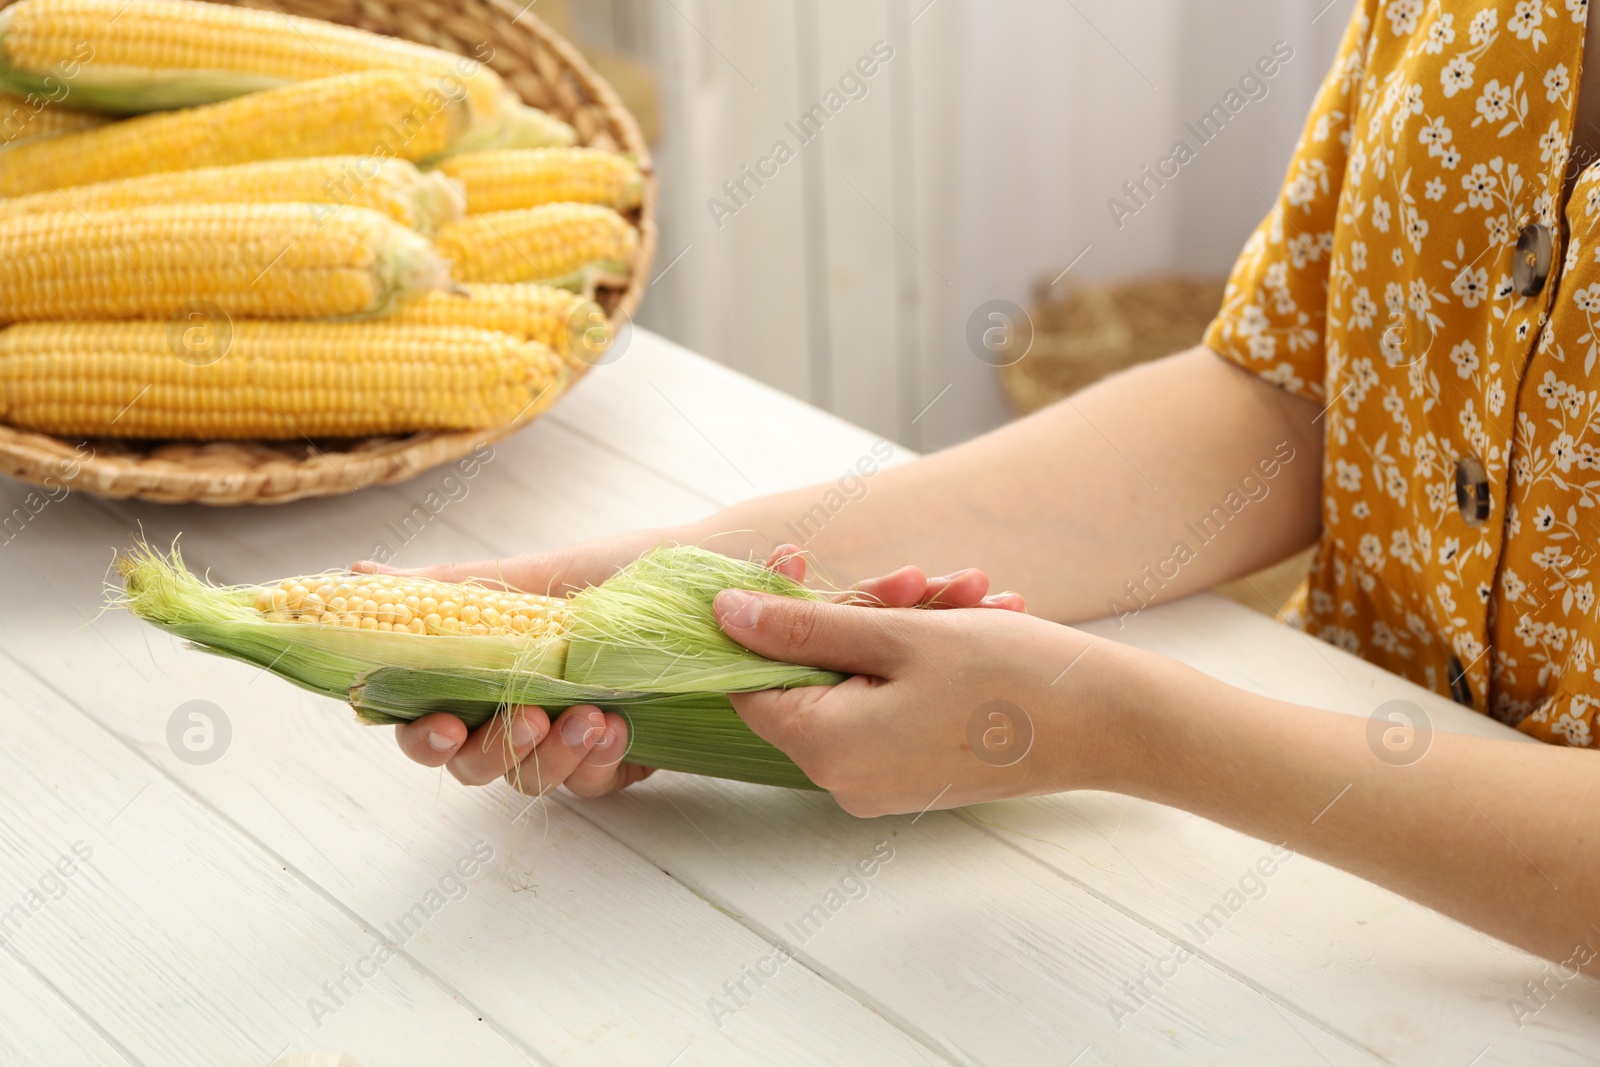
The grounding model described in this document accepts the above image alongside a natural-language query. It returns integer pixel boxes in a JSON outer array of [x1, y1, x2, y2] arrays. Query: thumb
[[714, 590, 905, 676]]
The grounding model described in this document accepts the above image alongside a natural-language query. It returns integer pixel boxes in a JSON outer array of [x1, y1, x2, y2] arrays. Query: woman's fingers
[[763, 544, 808, 583], [396, 706, 651, 799], [435, 706, 552, 786], [920, 568, 991, 608], [755, 545, 1019, 615], [848, 565, 991, 609], [980, 591, 1028, 612], [395, 712, 471, 767], [846, 564, 928, 607], [848, 567, 1023, 612], [557, 712, 656, 797], [504, 706, 615, 797]]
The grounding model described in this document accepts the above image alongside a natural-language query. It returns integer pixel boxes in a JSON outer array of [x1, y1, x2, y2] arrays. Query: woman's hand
[[715, 586, 1121, 817]]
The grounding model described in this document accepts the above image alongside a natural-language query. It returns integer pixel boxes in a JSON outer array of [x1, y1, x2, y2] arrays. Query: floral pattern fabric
[[1206, 0, 1600, 745]]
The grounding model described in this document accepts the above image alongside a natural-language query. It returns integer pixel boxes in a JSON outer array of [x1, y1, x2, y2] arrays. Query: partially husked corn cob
[[435, 148, 644, 214], [0, 157, 466, 234], [386, 284, 613, 366], [116, 543, 838, 790], [434, 204, 638, 287], [0, 0, 507, 121], [0, 321, 567, 439], [0, 89, 104, 143], [0, 204, 454, 322], [251, 573, 569, 638], [0, 71, 471, 196]]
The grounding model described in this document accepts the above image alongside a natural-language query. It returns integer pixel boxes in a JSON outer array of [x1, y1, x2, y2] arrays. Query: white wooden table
[[1, 329, 1594, 1067]]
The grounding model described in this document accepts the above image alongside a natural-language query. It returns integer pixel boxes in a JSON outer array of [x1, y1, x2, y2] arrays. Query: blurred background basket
[[0, 0, 656, 505], [998, 275, 1226, 416]]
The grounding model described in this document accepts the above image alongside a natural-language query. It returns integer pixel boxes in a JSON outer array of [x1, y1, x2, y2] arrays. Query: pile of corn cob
[[0, 0, 645, 441]]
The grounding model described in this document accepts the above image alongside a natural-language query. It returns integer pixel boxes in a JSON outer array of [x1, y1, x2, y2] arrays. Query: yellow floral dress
[[1206, 0, 1600, 746]]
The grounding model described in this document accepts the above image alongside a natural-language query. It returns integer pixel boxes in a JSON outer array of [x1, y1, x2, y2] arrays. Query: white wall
[[613, 0, 1351, 449]]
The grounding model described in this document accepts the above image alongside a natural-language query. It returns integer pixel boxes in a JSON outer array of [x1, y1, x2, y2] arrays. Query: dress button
[[1455, 455, 1490, 526], [1512, 223, 1553, 296], [1448, 655, 1473, 707]]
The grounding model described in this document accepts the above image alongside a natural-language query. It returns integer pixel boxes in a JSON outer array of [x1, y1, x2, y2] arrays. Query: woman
[[362, 1, 1600, 966]]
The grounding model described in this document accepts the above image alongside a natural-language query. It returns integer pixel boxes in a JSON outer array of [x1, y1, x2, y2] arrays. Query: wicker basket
[[998, 275, 1226, 416], [0, 0, 657, 505]]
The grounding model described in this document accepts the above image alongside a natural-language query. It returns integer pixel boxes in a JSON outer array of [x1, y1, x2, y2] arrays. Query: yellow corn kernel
[[0, 321, 569, 440], [434, 148, 644, 214], [433, 204, 638, 287]]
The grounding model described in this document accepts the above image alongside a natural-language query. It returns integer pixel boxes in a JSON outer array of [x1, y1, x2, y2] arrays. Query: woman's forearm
[[679, 347, 1326, 622], [1089, 643, 1600, 963]]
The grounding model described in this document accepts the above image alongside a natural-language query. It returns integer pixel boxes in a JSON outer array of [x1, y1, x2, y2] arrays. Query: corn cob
[[0, 157, 466, 234], [117, 543, 839, 790], [433, 204, 638, 287], [0, 89, 104, 143], [0, 0, 506, 120], [252, 573, 569, 638], [0, 321, 567, 439], [0, 71, 471, 196], [0, 204, 454, 323], [435, 148, 644, 214], [386, 284, 613, 366]]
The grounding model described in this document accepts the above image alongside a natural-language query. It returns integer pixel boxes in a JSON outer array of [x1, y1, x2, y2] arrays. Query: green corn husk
[[114, 541, 842, 790]]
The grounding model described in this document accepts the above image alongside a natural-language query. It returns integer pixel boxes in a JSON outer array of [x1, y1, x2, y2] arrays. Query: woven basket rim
[[0, 0, 657, 506]]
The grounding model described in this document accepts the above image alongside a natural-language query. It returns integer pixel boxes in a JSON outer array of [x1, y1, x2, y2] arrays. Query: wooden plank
[[0, 951, 131, 1067], [554, 778, 1378, 1066], [92, 408, 723, 579], [956, 790, 1600, 1067], [548, 332, 914, 512], [0, 663, 536, 1067]]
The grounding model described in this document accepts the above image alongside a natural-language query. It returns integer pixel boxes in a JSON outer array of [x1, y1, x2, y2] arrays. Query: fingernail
[[716, 589, 763, 629], [593, 726, 619, 752], [510, 713, 540, 748], [353, 560, 397, 574], [427, 730, 456, 752], [931, 569, 975, 584], [561, 709, 606, 748]]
